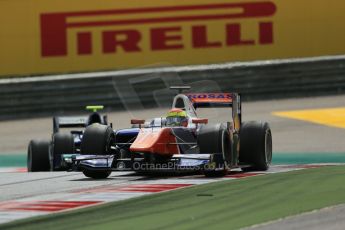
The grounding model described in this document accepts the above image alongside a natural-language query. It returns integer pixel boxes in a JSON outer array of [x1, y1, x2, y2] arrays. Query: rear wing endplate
[[53, 116, 88, 133]]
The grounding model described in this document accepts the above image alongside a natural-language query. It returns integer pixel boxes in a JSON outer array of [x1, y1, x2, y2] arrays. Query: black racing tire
[[197, 123, 226, 153], [27, 140, 51, 172], [239, 121, 272, 171], [81, 124, 114, 155], [83, 170, 112, 179], [197, 123, 230, 177], [81, 124, 114, 179], [52, 132, 75, 170]]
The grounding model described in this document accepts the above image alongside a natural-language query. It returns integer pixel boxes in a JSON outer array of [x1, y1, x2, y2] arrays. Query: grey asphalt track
[[0, 171, 142, 202], [1, 95, 345, 229]]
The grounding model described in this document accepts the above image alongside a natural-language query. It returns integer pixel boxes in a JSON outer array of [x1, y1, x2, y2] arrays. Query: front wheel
[[81, 124, 114, 155], [83, 170, 111, 179], [80, 124, 114, 179], [197, 123, 230, 177], [239, 121, 272, 171]]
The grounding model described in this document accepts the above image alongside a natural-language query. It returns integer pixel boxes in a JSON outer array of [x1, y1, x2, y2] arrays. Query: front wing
[[62, 154, 216, 172]]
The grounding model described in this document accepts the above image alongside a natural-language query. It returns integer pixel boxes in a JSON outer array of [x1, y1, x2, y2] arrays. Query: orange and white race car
[[36, 87, 272, 179]]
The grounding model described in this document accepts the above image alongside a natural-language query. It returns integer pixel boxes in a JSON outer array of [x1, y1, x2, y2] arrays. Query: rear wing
[[186, 93, 233, 108], [186, 93, 242, 131], [53, 116, 88, 133], [53, 105, 108, 133]]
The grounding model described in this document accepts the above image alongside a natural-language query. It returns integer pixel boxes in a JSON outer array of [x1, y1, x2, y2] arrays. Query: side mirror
[[131, 119, 145, 128], [192, 118, 208, 124]]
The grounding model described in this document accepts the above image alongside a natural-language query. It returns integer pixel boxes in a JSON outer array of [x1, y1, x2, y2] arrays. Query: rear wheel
[[198, 123, 230, 177], [27, 140, 51, 172], [80, 124, 114, 179], [239, 121, 272, 171], [52, 132, 75, 170]]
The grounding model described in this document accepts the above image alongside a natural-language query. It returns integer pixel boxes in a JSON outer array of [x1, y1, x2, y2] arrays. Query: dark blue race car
[[27, 106, 109, 171]]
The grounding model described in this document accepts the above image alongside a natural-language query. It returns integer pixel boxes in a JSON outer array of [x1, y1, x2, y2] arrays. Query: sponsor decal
[[40, 2, 276, 57], [187, 93, 232, 100]]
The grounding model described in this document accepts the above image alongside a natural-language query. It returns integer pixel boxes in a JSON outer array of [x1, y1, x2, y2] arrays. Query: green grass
[[0, 154, 26, 167], [2, 166, 345, 230]]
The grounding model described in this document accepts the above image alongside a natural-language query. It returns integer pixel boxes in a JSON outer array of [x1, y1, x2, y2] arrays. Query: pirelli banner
[[0, 0, 344, 77]]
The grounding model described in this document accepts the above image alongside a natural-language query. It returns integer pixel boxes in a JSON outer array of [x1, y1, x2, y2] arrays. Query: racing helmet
[[166, 108, 188, 127]]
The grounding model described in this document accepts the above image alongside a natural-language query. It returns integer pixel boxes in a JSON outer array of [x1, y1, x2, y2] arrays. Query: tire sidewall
[[27, 140, 51, 172], [52, 132, 75, 170], [239, 121, 272, 170]]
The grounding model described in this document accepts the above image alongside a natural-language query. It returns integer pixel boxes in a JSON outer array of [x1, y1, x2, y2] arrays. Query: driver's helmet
[[166, 108, 188, 127]]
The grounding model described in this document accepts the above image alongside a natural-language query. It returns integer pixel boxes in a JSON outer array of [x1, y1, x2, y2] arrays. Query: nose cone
[[130, 128, 179, 156]]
